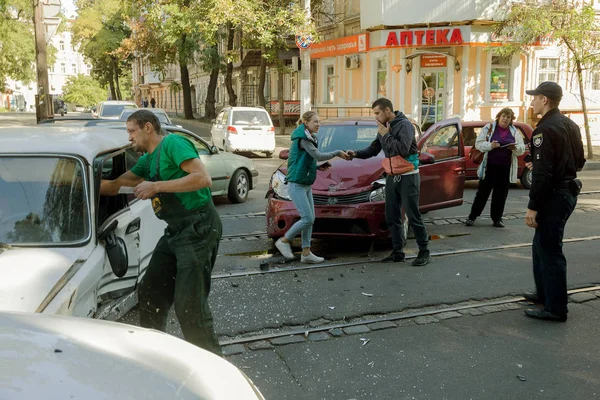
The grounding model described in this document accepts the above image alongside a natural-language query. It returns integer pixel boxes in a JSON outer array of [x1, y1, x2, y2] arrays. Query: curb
[[583, 161, 600, 171]]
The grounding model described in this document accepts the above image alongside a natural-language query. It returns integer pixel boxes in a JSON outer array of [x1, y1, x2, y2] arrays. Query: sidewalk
[[227, 294, 600, 399]]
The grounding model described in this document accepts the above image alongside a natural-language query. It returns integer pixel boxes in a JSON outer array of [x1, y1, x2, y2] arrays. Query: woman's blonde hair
[[495, 107, 515, 125], [297, 110, 318, 126]]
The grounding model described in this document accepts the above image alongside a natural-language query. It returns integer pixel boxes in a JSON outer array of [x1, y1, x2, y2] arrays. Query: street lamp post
[[300, 0, 311, 117], [33, 0, 53, 123]]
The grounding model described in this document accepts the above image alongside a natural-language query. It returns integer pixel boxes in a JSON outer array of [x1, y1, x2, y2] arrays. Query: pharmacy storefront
[[312, 26, 532, 129]]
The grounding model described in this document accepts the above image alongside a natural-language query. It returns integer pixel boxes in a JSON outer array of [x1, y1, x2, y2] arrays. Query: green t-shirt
[[130, 134, 211, 209]]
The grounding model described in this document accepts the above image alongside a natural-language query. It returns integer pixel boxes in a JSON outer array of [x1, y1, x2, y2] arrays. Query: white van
[[210, 106, 276, 158]]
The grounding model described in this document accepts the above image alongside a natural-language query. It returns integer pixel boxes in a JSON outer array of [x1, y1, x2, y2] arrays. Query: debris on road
[[362, 292, 373, 297], [517, 375, 527, 382], [360, 338, 370, 346]]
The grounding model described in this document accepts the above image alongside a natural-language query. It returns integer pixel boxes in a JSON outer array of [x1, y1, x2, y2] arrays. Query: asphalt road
[[4, 112, 600, 399]]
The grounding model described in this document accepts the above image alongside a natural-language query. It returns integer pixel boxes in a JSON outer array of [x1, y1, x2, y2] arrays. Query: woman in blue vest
[[275, 111, 349, 263]]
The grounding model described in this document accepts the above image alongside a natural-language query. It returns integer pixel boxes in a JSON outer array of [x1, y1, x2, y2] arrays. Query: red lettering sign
[[436, 29, 449, 44], [386, 32, 399, 46], [400, 31, 412, 46], [449, 28, 463, 44], [384, 27, 467, 47], [414, 30, 425, 45], [426, 30, 435, 45]]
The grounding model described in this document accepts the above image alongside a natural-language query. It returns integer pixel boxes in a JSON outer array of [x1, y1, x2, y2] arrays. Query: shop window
[[325, 65, 335, 104], [538, 58, 559, 84], [377, 58, 387, 98], [592, 72, 600, 90], [490, 54, 511, 101]]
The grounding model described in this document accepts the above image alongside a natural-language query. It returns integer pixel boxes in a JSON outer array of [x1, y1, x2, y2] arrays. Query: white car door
[[94, 150, 142, 302], [212, 111, 225, 148]]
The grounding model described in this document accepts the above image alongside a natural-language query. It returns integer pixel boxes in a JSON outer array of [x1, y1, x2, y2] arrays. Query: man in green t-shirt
[[101, 110, 223, 355]]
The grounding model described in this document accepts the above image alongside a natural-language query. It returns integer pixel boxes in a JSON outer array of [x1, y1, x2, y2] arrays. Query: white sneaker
[[301, 252, 325, 264], [275, 238, 295, 259]]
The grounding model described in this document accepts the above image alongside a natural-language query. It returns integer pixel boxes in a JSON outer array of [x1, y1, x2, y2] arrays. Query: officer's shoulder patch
[[533, 133, 543, 148]]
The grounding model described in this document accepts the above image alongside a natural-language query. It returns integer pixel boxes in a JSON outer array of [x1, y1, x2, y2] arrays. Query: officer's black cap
[[526, 81, 563, 101]]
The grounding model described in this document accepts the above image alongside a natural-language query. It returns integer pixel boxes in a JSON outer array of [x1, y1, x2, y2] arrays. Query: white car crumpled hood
[[0, 247, 86, 313]]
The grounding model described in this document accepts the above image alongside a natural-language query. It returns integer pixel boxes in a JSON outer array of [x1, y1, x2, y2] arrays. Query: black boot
[[380, 252, 405, 263], [412, 250, 431, 266]]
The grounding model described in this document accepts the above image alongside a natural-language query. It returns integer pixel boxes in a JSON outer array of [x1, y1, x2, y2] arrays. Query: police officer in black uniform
[[523, 82, 585, 322]]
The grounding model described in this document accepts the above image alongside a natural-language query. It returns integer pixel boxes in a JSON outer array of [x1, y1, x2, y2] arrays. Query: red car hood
[[279, 156, 385, 195]]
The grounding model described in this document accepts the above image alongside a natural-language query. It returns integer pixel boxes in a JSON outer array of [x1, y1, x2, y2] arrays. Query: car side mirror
[[210, 145, 219, 154], [419, 152, 435, 165], [279, 149, 289, 160], [98, 220, 128, 278]]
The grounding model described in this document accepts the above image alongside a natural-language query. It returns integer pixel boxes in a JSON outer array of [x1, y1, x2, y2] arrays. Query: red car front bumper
[[266, 197, 389, 239]]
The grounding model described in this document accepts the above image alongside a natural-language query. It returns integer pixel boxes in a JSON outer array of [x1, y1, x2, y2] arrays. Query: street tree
[[62, 74, 106, 107], [0, 0, 36, 85], [494, 0, 600, 159], [71, 0, 131, 101], [123, 0, 211, 119]]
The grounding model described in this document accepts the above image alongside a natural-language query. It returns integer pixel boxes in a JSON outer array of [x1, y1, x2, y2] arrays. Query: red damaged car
[[266, 117, 467, 239], [462, 121, 534, 188]]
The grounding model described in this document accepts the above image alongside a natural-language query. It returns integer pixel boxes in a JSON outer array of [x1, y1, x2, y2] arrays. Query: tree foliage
[[0, 0, 36, 85], [71, 0, 131, 100], [62, 74, 106, 106], [494, 0, 600, 158]]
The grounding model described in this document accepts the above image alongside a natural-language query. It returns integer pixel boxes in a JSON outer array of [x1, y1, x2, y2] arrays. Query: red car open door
[[417, 118, 466, 212]]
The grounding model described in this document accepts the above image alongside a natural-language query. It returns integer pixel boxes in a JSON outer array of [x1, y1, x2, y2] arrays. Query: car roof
[[100, 100, 137, 105], [223, 106, 268, 111], [320, 116, 421, 128], [0, 125, 130, 162]]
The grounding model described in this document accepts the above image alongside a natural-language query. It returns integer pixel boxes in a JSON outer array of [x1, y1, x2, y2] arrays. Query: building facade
[[3, 19, 91, 112], [310, 0, 600, 143]]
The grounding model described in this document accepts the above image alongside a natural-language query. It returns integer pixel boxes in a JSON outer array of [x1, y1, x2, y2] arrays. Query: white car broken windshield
[[0, 156, 90, 246]]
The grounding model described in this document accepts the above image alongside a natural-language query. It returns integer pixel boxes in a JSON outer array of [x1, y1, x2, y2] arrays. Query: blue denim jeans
[[284, 182, 315, 249]]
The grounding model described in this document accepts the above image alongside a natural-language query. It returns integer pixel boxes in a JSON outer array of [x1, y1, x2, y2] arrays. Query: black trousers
[[139, 202, 223, 356], [469, 164, 511, 222], [532, 189, 577, 316], [385, 173, 429, 255]]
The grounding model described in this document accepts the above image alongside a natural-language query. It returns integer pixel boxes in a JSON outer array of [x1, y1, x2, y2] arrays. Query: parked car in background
[[163, 125, 259, 204], [211, 106, 276, 158], [96, 100, 138, 119], [461, 121, 533, 188], [0, 311, 265, 399], [266, 117, 466, 239], [74, 104, 85, 112], [119, 107, 175, 126]]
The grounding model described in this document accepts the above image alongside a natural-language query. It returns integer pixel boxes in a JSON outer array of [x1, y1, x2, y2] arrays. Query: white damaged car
[[0, 125, 166, 319], [0, 311, 264, 399]]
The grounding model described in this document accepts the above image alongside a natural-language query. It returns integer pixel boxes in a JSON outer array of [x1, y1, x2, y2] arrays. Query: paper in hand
[[499, 143, 515, 148], [118, 186, 135, 194]]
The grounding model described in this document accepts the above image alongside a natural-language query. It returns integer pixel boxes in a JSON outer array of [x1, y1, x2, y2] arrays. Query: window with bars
[[592, 72, 600, 90], [377, 58, 387, 98], [325, 65, 335, 104], [537, 58, 559, 84]]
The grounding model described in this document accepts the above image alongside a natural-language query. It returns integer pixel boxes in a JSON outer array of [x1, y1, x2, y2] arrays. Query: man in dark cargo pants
[[101, 110, 222, 355]]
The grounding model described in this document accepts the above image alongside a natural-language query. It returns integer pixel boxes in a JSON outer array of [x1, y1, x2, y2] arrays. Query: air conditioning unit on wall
[[345, 55, 360, 70]]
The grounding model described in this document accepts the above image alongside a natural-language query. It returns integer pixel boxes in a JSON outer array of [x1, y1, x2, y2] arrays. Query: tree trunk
[[205, 66, 219, 120], [112, 58, 122, 101], [225, 23, 237, 106], [108, 68, 117, 100], [180, 63, 193, 119], [258, 47, 267, 108], [575, 59, 594, 159], [278, 69, 285, 135]]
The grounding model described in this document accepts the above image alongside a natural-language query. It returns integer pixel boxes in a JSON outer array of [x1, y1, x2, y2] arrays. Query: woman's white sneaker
[[275, 238, 295, 259], [301, 252, 324, 264]]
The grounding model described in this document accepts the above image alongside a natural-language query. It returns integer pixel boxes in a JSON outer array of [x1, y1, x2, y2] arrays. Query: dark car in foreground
[[266, 117, 467, 239], [461, 121, 534, 188]]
